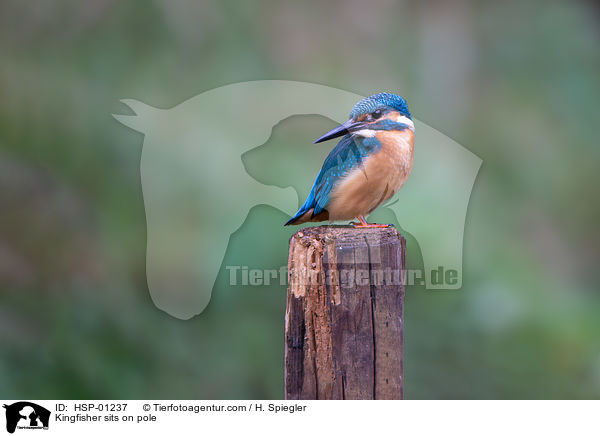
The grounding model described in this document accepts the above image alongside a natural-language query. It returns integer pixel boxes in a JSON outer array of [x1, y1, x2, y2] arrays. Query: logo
[[3, 402, 50, 434], [114, 80, 482, 319]]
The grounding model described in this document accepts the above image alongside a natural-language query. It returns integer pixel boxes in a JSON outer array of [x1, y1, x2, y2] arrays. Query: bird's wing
[[311, 134, 373, 216], [285, 134, 380, 225]]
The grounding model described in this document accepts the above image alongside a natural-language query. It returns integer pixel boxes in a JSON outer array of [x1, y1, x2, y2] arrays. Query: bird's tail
[[285, 193, 331, 225], [285, 177, 333, 226], [284, 205, 311, 226], [285, 183, 317, 226]]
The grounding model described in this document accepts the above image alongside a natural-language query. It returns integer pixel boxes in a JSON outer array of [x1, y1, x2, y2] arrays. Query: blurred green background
[[1, 0, 600, 399]]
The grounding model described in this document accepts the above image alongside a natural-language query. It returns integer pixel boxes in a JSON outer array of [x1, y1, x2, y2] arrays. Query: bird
[[285, 92, 415, 228]]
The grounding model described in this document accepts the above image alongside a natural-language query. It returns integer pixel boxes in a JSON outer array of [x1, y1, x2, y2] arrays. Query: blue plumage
[[349, 92, 411, 119], [285, 92, 412, 226], [285, 134, 381, 225]]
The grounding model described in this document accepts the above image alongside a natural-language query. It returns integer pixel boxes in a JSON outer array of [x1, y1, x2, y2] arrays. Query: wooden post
[[285, 226, 406, 400]]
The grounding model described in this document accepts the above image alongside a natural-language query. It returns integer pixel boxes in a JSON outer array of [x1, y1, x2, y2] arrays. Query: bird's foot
[[350, 216, 390, 228]]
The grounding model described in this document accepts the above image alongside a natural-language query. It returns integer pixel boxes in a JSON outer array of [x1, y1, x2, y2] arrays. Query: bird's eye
[[372, 109, 382, 119]]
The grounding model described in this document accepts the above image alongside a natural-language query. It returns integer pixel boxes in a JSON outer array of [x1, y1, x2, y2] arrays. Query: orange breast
[[327, 129, 414, 220]]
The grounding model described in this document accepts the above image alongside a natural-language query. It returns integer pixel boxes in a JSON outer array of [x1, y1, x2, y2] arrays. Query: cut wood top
[[290, 225, 404, 250]]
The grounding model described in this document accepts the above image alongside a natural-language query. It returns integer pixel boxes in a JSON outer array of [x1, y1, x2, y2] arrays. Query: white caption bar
[[0, 400, 598, 435]]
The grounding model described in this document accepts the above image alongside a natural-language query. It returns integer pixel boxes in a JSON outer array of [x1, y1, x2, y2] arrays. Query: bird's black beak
[[313, 119, 364, 143]]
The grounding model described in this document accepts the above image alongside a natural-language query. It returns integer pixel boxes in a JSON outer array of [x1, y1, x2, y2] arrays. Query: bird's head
[[314, 92, 413, 143]]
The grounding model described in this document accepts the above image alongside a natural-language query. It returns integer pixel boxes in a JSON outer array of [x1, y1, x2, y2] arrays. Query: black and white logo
[[3, 402, 50, 434]]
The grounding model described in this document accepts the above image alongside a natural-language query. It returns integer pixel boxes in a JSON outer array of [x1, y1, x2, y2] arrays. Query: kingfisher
[[285, 92, 415, 228]]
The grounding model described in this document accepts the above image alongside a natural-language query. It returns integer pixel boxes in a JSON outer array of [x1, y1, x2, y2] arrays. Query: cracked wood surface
[[285, 225, 405, 400]]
